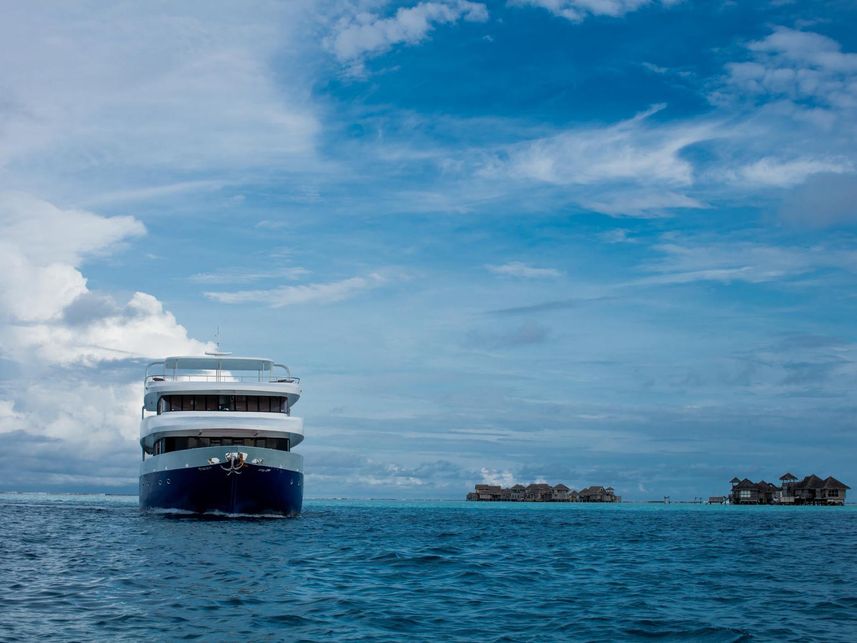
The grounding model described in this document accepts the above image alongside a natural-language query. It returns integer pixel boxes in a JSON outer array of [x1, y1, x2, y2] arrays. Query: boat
[[138, 353, 304, 516]]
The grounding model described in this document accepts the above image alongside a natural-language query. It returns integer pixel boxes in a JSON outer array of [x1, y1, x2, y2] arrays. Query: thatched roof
[[779, 472, 798, 481], [526, 483, 552, 491], [796, 474, 825, 489], [823, 476, 850, 490], [475, 484, 502, 491], [553, 483, 570, 491], [730, 477, 741, 484], [734, 478, 756, 490]]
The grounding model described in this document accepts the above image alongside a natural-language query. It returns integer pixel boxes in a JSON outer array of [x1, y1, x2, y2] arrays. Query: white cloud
[[205, 273, 389, 307], [473, 105, 715, 216], [0, 193, 212, 487], [511, 0, 680, 23], [0, 192, 142, 324], [737, 157, 852, 188], [581, 189, 706, 216], [0, 2, 321, 200], [480, 467, 516, 487], [481, 105, 711, 188], [724, 27, 857, 109], [0, 192, 144, 269], [0, 194, 210, 366], [328, 0, 488, 73], [487, 261, 562, 278]]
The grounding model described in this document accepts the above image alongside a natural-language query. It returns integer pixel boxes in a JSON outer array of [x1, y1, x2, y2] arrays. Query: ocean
[[1, 494, 855, 642]]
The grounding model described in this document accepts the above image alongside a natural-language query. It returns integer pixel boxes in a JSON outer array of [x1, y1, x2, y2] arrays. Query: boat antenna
[[205, 326, 232, 357]]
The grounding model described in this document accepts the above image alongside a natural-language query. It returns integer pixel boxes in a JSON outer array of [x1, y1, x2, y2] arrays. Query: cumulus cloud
[[486, 261, 562, 278], [0, 193, 142, 324], [0, 193, 209, 366], [480, 467, 516, 487], [328, 0, 488, 73], [205, 273, 389, 307], [0, 193, 211, 488], [723, 27, 857, 109], [511, 0, 680, 23]]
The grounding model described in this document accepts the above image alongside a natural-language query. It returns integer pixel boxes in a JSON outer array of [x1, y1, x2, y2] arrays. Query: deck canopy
[[164, 356, 273, 372]]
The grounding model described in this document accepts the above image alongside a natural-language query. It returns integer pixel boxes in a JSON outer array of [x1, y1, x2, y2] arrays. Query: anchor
[[221, 451, 247, 476]]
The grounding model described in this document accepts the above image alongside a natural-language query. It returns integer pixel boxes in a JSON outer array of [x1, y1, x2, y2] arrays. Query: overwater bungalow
[[466, 481, 619, 502], [729, 473, 849, 505], [525, 483, 554, 502], [578, 486, 620, 503]]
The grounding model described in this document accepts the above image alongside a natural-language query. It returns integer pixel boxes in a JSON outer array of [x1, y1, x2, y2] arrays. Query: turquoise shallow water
[[1, 494, 856, 641]]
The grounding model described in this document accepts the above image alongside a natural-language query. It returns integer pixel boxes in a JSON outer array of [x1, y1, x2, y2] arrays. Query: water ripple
[[0, 495, 856, 641]]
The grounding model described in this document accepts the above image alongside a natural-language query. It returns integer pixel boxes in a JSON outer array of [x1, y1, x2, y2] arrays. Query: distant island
[[466, 482, 620, 503], [710, 472, 850, 505]]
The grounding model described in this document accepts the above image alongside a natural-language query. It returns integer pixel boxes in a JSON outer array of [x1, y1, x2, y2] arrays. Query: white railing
[[145, 361, 298, 386], [146, 374, 300, 385]]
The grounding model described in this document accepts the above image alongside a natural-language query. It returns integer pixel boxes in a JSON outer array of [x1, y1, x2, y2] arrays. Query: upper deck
[[143, 355, 301, 412]]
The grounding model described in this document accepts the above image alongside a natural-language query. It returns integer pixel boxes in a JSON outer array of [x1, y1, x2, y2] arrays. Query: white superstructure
[[140, 354, 303, 456]]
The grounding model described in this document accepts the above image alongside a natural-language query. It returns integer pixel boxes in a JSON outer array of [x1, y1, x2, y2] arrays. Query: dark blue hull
[[139, 464, 303, 516]]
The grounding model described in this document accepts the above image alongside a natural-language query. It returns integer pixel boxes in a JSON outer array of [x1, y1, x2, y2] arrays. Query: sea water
[[1, 494, 855, 642]]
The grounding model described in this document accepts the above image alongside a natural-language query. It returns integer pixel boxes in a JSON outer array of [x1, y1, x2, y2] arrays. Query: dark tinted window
[[150, 435, 290, 454], [160, 395, 288, 413]]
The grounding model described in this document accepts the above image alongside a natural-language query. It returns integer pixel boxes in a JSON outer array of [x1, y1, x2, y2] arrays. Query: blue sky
[[1, 0, 857, 499]]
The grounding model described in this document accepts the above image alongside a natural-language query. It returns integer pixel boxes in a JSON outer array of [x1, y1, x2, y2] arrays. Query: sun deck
[[145, 355, 299, 386], [142, 354, 301, 413]]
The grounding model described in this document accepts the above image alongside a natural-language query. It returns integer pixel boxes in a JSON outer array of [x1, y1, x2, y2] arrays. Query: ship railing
[[145, 374, 300, 385], [145, 361, 298, 386]]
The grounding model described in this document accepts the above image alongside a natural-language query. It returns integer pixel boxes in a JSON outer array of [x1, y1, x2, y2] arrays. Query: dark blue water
[[1, 494, 856, 642]]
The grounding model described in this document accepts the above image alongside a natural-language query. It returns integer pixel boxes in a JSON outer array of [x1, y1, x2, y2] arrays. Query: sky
[[1, 0, 857, 500]]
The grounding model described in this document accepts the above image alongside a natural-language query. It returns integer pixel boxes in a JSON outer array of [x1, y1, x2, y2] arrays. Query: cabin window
[[828, 489, 839, 497], [159, 395, 289, 413], [150, 435, 291, 454], [739, 490, 751, 499]]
